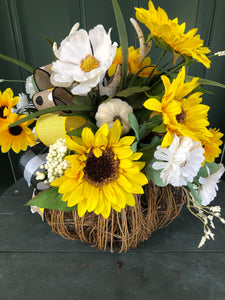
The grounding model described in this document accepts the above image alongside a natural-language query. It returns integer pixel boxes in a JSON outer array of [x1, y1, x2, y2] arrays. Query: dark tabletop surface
[[0, 178, 225, 300]]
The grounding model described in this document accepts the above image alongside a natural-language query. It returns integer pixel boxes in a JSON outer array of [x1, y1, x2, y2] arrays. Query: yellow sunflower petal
[[77, 198, 88, 217], [82, 127, 95, 148], [107, 119, 122, 145], [144, 98, 162, 112]]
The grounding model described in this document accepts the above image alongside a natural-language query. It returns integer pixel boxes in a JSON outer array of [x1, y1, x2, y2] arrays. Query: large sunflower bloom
[[135, 1, 211, 68], [0, 113, 36, 153], [0, 88, 19, 122], [108, 46, 157, 77], [144, 67, 212, 147], [51, 120, 148, 219], [201, 128, 223, 163]]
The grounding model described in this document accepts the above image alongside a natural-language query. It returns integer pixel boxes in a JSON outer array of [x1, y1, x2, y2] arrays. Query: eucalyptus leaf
[[130, 141, 138, 152], [128, 112, 140, 142], [145, 158, 167, 187], [197, 162, 222, 179], [25, 187, 77, 211], [112, 0, 128, 90], [187, 182, 202, 205]]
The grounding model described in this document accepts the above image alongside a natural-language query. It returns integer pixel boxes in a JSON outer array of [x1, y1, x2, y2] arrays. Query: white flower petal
[[154, 135, 205, 187]]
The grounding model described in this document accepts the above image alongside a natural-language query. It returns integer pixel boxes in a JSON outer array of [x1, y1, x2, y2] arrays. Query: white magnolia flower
[[95, 98, 133, 135], [198, 164, 225, 206], [25, 75, 36, 98], [153, 135, 205, 186], [50, 23, 117, 95]]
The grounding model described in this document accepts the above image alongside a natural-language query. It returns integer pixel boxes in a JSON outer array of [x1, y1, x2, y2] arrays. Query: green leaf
[[187, 182, 202, 205], [152, 123, 166, 133], [67, 120, 97, 137], [138, 124, 147, 140], [130, 141, 137, 152], [138, 115, 162, 139], [185, 75, 225, 89], [116, 86, 150, 98], [0, 53, 34, 73], [145, 115, 163, 131], [145, 34, 153, 44], [139, 136, 161, 162], [25, 187, 77, 211], [145, 158, 167, 187], [44, 36, 54, 48], [112, 0, 128, 90], [9, 104, 95, 128], [153, 37, 171, 52], [197, 162, 221, 179], [128, 112, 140, 142], [72, 94, 93, 106]]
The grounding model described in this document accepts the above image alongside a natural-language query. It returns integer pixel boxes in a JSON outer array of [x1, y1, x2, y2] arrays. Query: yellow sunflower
[[135, 1, 211, 68], [201, 128, 223, 163], [51, 120, 148, 219], [0, 113, 37, 153], [144, 67, 212, 147], [0, 88, 19, 122], [108, 46, 157, 78]]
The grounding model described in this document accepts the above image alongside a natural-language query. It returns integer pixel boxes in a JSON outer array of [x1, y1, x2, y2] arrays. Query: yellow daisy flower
[[0, 113, 37, 153], [201, 128, 223, 163], [135, 1, 211, 68], [51, 120, 148, 219], [0, 88, 19, 122], [144, 67, 212, 147], [108, 46, 157, 77]]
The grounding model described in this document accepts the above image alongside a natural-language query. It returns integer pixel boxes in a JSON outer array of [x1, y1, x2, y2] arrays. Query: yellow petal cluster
[[201, 128, 223, 163], [144, 67, 212, 147], [108, 46, 157, 78], [135, 1, 211, 68], [51, 120, 148, 219], [0, 88, 19, 122], [0, 113, 36, 153]]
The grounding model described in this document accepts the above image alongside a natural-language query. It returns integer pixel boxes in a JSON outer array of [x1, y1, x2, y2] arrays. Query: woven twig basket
[[45, 182, 186, 252]]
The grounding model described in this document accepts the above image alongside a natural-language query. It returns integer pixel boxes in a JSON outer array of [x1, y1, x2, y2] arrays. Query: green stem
[[0, 79, 26, 83], [9, 104, 96, 127], [0, 53, 34, 73], [146, 50, 166, 85]]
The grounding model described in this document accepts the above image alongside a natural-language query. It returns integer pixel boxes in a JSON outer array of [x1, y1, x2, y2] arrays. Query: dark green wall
[[0, 0, 225, 192]]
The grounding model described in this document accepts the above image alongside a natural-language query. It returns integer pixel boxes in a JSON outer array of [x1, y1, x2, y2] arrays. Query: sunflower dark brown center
[[0, 106, 7, 119], [176, 108, 186, 124], [9, 126, 23, 136], [83, 148, 119, 187]]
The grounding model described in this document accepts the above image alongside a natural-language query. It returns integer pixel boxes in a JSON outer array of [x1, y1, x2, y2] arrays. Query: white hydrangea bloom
[[50, 23, 117, 96], [153, 135, 205, 186], [25, 75, 36, 98], [95, 98, 133, 135], [44, 138, 71, 183], [198, 164, 225, 206]]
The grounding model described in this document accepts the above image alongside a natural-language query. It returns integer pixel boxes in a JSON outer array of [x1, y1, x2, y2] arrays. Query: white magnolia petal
[[89, 25, 117, 67], [71, 76, 100, 95]]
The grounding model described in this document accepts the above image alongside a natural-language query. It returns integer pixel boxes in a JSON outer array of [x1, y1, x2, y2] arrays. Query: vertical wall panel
[[0, 0, 225, 191]]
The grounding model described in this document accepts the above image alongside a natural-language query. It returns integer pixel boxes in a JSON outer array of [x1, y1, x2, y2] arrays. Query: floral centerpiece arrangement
[[0, 0, 225, 252]]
